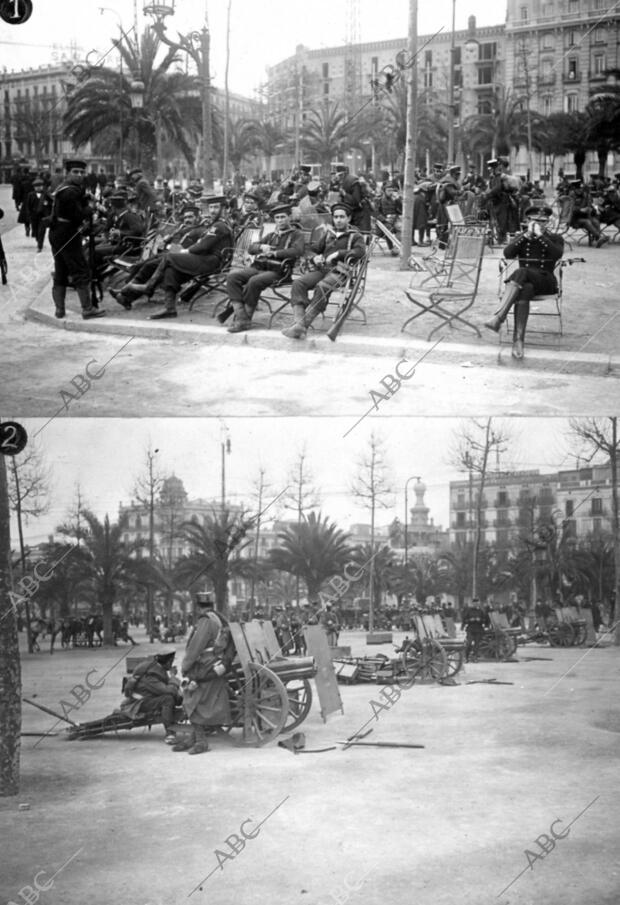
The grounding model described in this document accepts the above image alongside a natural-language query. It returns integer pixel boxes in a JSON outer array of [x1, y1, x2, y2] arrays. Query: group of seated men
[[107, 194, 366, 340]]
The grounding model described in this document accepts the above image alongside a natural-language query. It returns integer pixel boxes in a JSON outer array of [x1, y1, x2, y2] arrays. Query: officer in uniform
[[484, 156, 519, 243], [109, 203, 205, 309], [148, 195, 233, 320], [461, 597, 489, 662], [484, 204, 564, 358], [282, 201, 365, 340], [48, 158, 105, 320], [225, 202, 305, 333], [436, 164, 462, 247]]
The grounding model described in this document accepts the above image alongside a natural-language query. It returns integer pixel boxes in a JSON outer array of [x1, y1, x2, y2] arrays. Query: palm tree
[[301, 102, 350, 173], [174, 508, 255, 616], [224, 118, 263, 182], [268, 512, 351, 601], [73, 510, 137, 645], [586, 71, 620, 178], [251, 120, 290, 177], [63, 29, 203, 174], [348, 542, 396, 610], [461, 87, 528, 160]]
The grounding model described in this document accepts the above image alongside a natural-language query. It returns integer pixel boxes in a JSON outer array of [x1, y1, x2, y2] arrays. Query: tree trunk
[[610, 418, 620, 645], [102, 589, 114, 646], [0, 457, 21, 796]]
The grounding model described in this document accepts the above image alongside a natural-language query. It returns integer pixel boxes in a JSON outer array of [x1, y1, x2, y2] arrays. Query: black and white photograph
[[1, 0, 620, 903]]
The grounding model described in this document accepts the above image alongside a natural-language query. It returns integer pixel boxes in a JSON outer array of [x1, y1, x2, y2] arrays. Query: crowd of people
[[5, 156, 620, 350]]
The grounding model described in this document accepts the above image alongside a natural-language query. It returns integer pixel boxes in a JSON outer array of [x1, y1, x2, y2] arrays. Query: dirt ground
[[2, 627, 619, 905]]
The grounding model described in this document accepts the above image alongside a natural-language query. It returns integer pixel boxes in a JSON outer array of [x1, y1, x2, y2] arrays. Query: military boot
[[187, 725, 210, 755], [52, 284, 66, 319], [512, 299, 529, 359], [172, 729, 195, 752], [281, 304, 308, 339], [227, 301, 252, 333], [484, 281, 520, 332], [77, 285, 106, 319], [148, 289, 178, 320]]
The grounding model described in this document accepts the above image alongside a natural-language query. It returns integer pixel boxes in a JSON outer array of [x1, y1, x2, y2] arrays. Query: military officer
[[484, 205, 564, 359], [461, 597, 489, 662], [148, 195, 233, 320], [48, 158, 105, 320], [282, 201, 365, 340], [484, 156, 520, 243], [225, 202, 305, 333]]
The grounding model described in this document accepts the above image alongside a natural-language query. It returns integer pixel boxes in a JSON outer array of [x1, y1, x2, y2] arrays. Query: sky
[[4, 416, 586, 546], [0, 0, 504, 96]]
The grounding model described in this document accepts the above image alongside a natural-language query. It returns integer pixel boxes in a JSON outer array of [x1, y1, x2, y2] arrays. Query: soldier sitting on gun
[[121, 650, 182, 744]]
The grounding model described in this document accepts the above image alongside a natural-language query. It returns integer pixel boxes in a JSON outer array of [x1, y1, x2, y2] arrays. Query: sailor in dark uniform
[[225, 202, 305, 333], [282, 201, 365, 340], [484, 205, 564, 358], [48, 158, 105, 319], [461, 597, 489, 662], [148, 195, 232, 319]]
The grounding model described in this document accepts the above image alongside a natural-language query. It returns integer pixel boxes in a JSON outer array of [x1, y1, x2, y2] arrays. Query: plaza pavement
[[1, 625, 619, 905]]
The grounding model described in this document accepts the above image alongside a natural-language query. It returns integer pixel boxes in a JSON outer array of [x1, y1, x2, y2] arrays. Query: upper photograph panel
[[1, 0, 619, 416]]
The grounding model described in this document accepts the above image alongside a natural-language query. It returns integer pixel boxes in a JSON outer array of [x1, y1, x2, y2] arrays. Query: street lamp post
[[144, 1, 214, 190], [404, 475, 421, 567], [447, 0, 456, 164]]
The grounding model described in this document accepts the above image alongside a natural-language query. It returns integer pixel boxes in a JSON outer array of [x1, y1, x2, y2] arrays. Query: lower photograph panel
[[1, 415, 618, 905]]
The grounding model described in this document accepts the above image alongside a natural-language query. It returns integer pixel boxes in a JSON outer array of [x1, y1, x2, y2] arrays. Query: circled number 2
[[0, 422, 28, 455]]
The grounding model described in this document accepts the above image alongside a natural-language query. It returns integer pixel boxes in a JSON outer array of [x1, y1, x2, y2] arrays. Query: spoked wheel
[[496, 630, 517, 661], [573, 622, 587, 646], [547, 622, 575, 647], [282, 677, 313, 733], [443, 646, 465, 677], [237, 663, 289, 747], [404, 639, 448, 682]]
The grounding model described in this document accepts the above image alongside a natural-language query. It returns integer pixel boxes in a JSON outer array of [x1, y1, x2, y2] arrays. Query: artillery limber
[[490, 607, 586, 649], [64, 619, 318, 747]]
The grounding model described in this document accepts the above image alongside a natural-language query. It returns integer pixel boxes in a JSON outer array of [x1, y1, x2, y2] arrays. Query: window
[[591, 498, 603, 514], [566, 93, 579, 112], [456, 512, 466, 527], [453, 69, 462, 88], [593, 26, 606, 43], [135, 515, 142, 529], [568, 0, 579, 11], [565, 499, 574, 517], [322, 62, 329, 79], [425, 50, 432, 66], [593, 54, 606, 75], [543, 93, 553, 114], [567, 58, 578, 79], [542, 2, 554, 14], [324, 82, 330, 95], [457, 492, 465, 506], [498, 491, 508, 506], [541, 32, 555, 50], [520, 6, 528, 20], [566, 29, 577, 48], [478, 97, 493, 114], [480, 42, 496, 61], [424, 69, 433, 89], [593, 517, 602, 532], [478, 65, 493, 85]]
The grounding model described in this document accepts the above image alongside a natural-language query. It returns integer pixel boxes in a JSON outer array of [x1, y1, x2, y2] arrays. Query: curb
[[25, 278, 620, 378]]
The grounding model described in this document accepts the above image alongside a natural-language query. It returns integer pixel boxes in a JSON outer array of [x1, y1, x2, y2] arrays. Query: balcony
[[563, 72, 582, 84], [494, 497, 512, 507]]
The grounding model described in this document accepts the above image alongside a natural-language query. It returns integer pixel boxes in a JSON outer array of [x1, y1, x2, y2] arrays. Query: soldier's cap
[[128, 167, 143, 178], [202, 194, 227, 205], [153, 649, 176, 663], [448, 164, 461, 173], [187, 186, 203, 197], [244, 192, 261, 203], [270, 202, 292, 215], [525, 205, 552, 218], [487, 158, 499, 168], [497, 156, 509, 167], [331, 201, 352, 215], [33, 178, 44, 187], [432, 162, 445, 170], [307, 180, 321, 194], [196, 592, 214, 607], [298, 165, 312, 174], [181, 203, 200, 215], [110, 190, 129, 203], [569, 179, 582, 186], [64, 158, 87, 172]]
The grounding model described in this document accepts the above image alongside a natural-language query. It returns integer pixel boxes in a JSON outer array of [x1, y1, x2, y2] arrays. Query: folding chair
[[497, 255, 584, 342], [372, 217, 401, 255], [185, 225, 263, 313], [402, 231, 486, 340], [408, 224, 487, 289]]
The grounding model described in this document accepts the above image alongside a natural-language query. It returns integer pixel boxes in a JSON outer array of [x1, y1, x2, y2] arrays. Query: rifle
[[87, 224, 102, 309]]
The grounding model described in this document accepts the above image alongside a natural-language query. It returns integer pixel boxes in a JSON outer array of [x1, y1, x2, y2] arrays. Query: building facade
[[449, 462, 616, 550]]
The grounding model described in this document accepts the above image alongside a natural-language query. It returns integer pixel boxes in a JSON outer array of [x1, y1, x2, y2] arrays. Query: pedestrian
[[461, 597, 489, 662]]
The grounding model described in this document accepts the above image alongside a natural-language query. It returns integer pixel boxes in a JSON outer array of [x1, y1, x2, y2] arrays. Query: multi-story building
[[449, 462, 616, 550], [264, 2, 620, 178]]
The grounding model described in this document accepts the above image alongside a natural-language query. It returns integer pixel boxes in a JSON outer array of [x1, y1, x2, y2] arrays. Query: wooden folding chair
[[402, 231, 486, 340]]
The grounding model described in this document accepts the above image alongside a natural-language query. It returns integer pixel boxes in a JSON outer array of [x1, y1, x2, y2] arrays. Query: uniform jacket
[[51, 182, 92, 229], [504, 230, 564, 273], [309, 225, 366, 263], [248, 225, 305, 262], [181, 612, 231, 726], [166, 217, 233, 277]]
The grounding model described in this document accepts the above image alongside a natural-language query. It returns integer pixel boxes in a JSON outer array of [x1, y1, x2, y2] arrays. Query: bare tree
[[284, 448, 320, 607], [568, 417, 620, 644], [350, 432, 393, 633], [449, 418, 510, 600], [0, 456, 21, 796], [7, 443, 51, 653], [248, 465, 273, 617], [57, 483, 88, 549], [132, 445, 164, 637]]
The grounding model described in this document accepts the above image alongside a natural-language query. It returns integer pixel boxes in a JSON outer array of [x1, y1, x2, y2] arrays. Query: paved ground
[[1, 626, 618, 905], [2, 185, 620, 416]]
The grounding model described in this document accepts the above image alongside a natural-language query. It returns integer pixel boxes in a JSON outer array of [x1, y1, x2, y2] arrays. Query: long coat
[[181, 612, 231, 726]]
